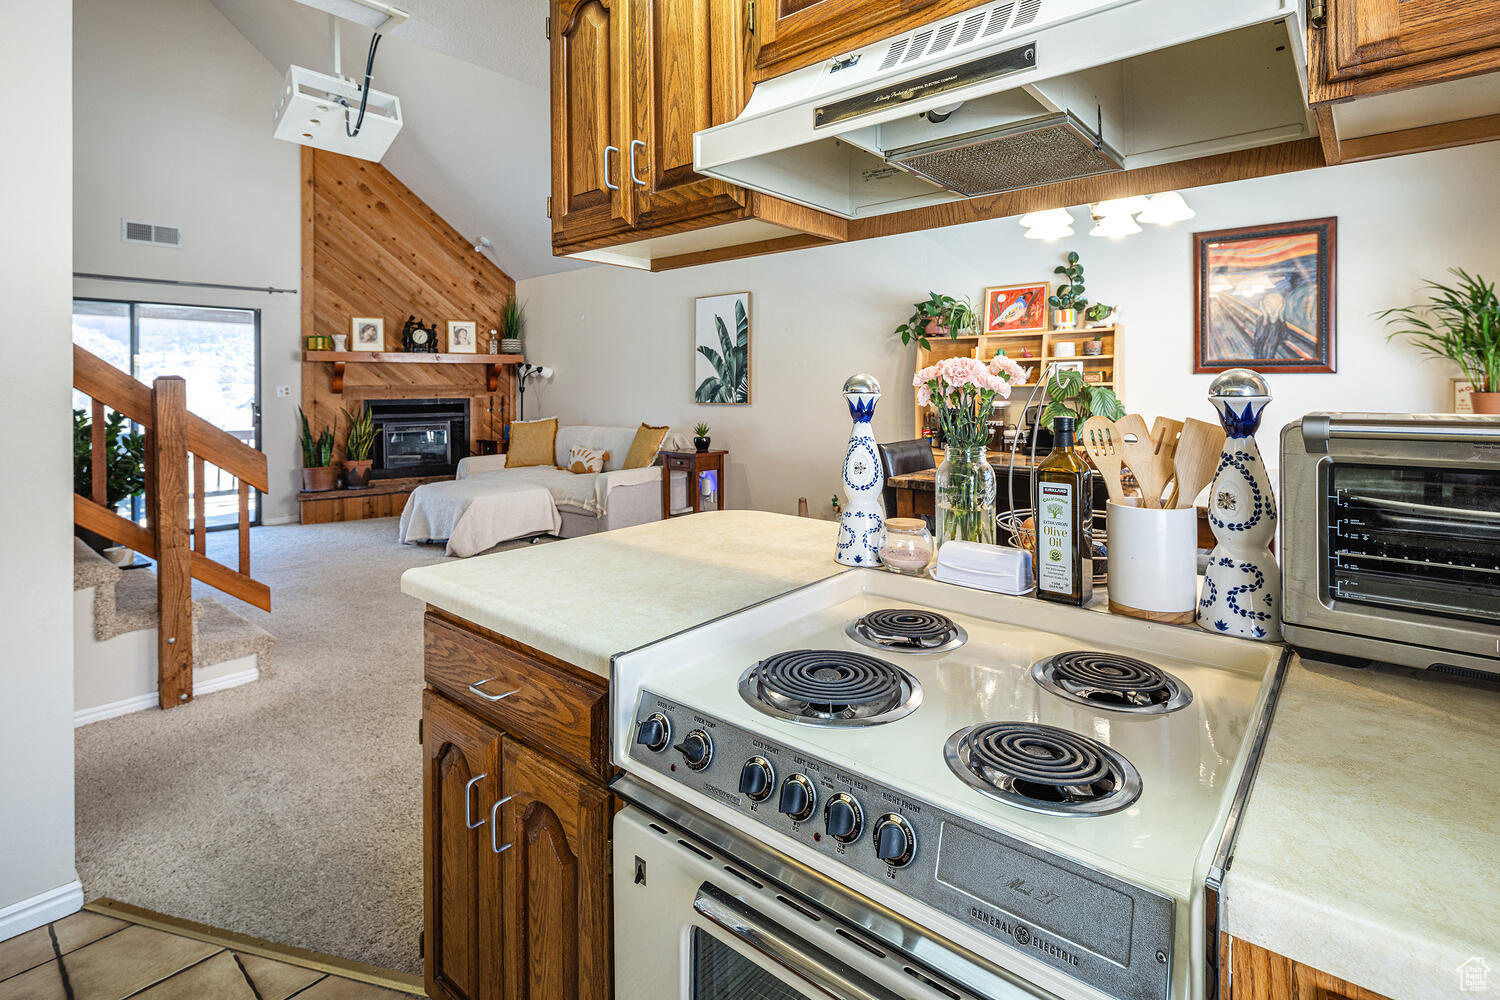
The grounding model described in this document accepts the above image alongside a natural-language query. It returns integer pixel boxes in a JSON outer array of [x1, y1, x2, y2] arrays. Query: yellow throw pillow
[[508, 418, 557, 468], [623, 423, 669, 470], [568, 445, 608, 474]]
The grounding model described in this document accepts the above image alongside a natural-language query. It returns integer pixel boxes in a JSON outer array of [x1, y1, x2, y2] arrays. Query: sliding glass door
[[73, 299, 262, 529]]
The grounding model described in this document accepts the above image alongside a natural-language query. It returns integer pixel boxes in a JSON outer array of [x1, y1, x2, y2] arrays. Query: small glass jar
[[879, 518, 935, 576]]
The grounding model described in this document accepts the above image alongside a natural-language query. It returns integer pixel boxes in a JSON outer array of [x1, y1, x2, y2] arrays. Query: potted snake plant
[[299, 408, 337, 492], [341, 404, 377, 488]]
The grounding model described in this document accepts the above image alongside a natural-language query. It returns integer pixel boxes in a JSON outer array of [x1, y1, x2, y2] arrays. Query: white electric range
[[609, 569, 1289, 1000]]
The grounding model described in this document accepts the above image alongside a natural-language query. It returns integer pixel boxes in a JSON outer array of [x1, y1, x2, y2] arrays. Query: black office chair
[[878, 439, 936, 520]]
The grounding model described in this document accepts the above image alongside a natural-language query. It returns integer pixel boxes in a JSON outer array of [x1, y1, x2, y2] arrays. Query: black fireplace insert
[[368, 398, 469, 479]]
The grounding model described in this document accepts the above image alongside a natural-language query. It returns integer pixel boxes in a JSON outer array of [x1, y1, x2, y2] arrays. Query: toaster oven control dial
[[635, 713, 671, 754], [674, 729, 713, 770], [738, 757, 775, 802], [778, 774, 817, 822], [824, 793, 863, 843], [873, 814, 916, 868]]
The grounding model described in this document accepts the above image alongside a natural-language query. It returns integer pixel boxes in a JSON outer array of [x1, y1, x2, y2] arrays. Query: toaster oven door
[[1282, 415, 1500, 673]]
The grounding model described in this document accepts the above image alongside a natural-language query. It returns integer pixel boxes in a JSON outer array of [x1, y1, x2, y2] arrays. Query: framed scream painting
[[1193, 217, 1337, 374], [983, 283, 1049, 334]]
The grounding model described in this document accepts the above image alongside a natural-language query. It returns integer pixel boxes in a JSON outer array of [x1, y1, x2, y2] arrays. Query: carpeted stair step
[[194, 597, 274, 674]]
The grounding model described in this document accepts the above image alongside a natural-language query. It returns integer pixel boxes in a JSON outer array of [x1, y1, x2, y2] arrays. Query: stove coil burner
[[845, 608, 967, 654], [944, 722, 1141, 816], [1032, 651, 1193, 715], [739, 649, 922, 727]]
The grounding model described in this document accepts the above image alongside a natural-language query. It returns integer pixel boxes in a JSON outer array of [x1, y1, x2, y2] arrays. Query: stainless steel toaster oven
[[1281, 413, 1500, 678]]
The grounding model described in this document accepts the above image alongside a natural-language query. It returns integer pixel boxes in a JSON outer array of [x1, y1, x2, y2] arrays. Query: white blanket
[[398, 476, 562, 557]]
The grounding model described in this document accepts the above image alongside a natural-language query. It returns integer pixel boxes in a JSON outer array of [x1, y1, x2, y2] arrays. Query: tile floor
[[0, 907, 417, 1000]]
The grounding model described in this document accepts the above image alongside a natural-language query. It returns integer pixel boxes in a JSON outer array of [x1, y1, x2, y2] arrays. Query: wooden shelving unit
[[913, 325, 1124, 435], [302, 350, 524, 392]]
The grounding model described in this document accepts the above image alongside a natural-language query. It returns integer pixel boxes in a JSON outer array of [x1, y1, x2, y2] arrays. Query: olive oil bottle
[[1035, 416, 1093, 606]]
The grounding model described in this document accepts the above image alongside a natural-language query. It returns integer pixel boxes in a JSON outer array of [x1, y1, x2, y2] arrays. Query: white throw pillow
[[567, 445, 607, 474]]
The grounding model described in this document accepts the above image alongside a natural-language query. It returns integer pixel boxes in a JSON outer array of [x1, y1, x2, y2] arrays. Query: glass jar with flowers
[[915, 354, 1029, 547]]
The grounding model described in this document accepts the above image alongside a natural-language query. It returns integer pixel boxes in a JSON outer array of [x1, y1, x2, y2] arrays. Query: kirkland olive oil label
[[1037, 482, 1074, 594]]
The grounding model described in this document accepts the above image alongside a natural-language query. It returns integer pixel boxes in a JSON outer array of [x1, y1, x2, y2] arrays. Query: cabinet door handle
[[603, 144, 620, 191], [629, 139, 647, 187], [469, 678, 520, 702], [491, 795, 516, 854], [464, 773, 489, 829]]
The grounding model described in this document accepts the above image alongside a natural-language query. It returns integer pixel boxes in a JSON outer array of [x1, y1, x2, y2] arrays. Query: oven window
[[1327, 463, 1500, 623], [691, 928, 806, 1000]]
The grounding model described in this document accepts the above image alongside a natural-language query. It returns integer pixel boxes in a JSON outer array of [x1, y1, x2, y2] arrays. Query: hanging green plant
[[895, 293, 976, 349]]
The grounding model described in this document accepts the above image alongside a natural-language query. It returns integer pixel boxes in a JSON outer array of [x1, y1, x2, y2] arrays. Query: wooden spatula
[[1116, 414, 1168, 508], [1080, 416, 1126, 504], [1168, 418, 1227, 508], [1151, 417, 1184, 459]]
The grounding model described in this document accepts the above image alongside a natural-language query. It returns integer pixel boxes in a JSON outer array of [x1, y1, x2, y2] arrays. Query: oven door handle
[[693, 882, 904, 1000]]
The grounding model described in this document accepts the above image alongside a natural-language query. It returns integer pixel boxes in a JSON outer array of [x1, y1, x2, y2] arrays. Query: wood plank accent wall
[[300, 147, 518, 463]]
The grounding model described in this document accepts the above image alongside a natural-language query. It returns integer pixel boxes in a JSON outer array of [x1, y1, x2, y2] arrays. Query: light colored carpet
[[75, 518, 543, 974]]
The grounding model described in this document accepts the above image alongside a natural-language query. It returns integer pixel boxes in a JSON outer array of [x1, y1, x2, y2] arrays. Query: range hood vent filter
[[885, 111, 1123, 197]]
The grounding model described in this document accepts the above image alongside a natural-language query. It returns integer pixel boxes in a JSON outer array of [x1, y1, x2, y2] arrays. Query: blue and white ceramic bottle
[[837, 374, 885, 567], [1198, 368, 1281, 641]]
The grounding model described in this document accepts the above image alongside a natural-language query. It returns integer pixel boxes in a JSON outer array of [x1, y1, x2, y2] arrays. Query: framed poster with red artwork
[[983, 283, 1049, 334]]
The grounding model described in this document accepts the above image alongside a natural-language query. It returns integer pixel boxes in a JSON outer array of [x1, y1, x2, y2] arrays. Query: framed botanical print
[[1193, 217, 1337, 374], [983, 283, 1049, 334], [694, 292, 750, 405]]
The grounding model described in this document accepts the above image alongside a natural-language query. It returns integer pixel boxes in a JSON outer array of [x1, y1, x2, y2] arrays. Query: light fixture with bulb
[[472, 236, 493, 253], [1018, 207, 1075, 240], [1136, 191, 1196, 225], [1089, 213, 1142, 239]]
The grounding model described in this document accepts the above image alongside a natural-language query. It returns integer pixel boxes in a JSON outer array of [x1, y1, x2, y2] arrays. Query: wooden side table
[[661, 450, 727, 517]]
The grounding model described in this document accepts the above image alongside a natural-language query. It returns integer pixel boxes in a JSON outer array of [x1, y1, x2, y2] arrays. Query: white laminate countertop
[[1225, 657, 1500, 999], [400, 510, 843, 677]]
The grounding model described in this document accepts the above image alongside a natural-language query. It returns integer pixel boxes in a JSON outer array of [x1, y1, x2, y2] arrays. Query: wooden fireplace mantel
[[303, 351, 525, 393]]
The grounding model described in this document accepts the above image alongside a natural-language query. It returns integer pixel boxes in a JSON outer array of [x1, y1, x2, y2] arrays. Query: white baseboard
[[0, 880, 83, 940], [74, 664, 260, 727]]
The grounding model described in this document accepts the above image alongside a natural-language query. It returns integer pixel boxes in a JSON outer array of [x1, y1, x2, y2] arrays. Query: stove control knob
[[674, 729, 713, 771], [778, 774, 817, 823], [635, 713, 671, 754], [824, 793, 863, 843], [873, 814, 917, 868], [739, 757, 774, 802]]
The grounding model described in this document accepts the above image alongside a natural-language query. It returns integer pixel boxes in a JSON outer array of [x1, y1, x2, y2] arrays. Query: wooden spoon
[[1168, 418, 1227, 508], [1116, 414, 1168, 508], [1079, 416, 1126, 503]]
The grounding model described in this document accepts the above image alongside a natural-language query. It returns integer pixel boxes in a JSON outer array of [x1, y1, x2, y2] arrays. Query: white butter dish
[[931, 541, 1033, 595]]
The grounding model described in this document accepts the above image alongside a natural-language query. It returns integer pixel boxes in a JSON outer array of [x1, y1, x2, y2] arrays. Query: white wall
[[74, 0, 303, 522], [0, 0, 81, 935], [519, 142, 1500, 517]]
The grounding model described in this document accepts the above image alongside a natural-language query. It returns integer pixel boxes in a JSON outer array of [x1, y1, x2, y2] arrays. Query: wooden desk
[[661, 450, 727, 517]]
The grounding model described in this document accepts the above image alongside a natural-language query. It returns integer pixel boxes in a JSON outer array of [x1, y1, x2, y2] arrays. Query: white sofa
[[400, 425, 692, 554]]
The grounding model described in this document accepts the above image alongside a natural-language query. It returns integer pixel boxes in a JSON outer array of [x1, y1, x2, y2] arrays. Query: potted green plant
[[895, 293, 977, 349], [341, 404, 377, 488], [1084, 302, 1115, 329], [1380, 268, 1500, 413], [692, 422, 712, 453], [499, 295, 525, 354], [299, 407, 337, 492], [1040, 367, 1124, 426], [1048, 252, 1088, 329], [73, 408, 146, 551]]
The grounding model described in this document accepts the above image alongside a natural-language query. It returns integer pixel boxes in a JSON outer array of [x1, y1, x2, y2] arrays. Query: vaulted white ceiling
[[210, 0, 587, 279]]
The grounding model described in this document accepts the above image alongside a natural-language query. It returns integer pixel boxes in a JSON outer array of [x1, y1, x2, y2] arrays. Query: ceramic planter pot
[[1083, 339, 1104, 356], [342, 459, 374, 489], [1471, 392, 1500, 414], [1053, 308, 1078, 329], [302, 465, 339, 492], [501, 338, 523, 354], [693, 435, 711, 453]]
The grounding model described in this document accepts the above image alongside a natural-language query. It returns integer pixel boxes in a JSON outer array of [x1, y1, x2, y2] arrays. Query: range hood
[[695, 0, 1312, 220]]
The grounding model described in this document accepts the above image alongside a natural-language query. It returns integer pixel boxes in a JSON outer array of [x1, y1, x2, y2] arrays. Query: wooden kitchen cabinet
[[422, 611, 614, 1000], [748, 0, 974, 80], [1309, 0, 1500, 102], [1223, 936, 1394, 1000], [550, 0, 634, 246]]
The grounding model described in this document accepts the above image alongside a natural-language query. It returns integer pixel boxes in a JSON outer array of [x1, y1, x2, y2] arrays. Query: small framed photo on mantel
[[351, 317, 384, 351], [447, 320, 477, 354], [1192, 217, 1337, 374]]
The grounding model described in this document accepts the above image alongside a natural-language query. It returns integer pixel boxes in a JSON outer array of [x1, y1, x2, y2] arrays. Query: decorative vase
[[935, 443, 996, 548], [501, 337, 523, 354], [1198, 368, 1281, 641], [1471, 391, 1500, 414], [332, 334, 348, 352], [924, 317, 950, 341], [1053, 308, 1078, 329], [836, 374, 884, 567], [693, 435, 711, 453], [342, 459, 374, 489], [301, 465, 339, 493]]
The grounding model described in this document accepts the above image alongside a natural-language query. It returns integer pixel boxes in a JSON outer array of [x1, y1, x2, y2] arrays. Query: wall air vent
[[983, 3, 1016, 36], [121, 219, 183, 248], [1014, 0, 1044, 27]]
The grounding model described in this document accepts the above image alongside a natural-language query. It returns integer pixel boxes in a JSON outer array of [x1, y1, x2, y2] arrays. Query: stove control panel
[[629, 690, 1175, 1000]]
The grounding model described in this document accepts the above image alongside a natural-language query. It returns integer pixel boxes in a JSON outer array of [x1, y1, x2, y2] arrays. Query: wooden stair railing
[[73, 344, 272, 709]]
